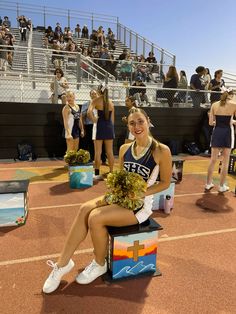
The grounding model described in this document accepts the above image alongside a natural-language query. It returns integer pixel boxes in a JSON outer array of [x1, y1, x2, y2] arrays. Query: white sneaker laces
[[83, 260, 98, 275], [46, 260, 59, 279]]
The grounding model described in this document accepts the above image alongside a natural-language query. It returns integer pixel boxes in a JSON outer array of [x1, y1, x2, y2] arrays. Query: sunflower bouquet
[[64, 149, 90, 166], [105, 170, 147, 210]]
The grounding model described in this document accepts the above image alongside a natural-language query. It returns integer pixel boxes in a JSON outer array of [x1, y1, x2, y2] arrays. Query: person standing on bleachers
[[190, 66, 206, 107], [209, 69, 225, 105], [17, 15, 28, 41], [75, 24, 81, 38], [81, 25, 89, 39]]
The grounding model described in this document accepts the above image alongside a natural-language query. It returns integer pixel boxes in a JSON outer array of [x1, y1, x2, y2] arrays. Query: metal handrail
[[1, 0, 118, 27], [117, 23, 175, 59]]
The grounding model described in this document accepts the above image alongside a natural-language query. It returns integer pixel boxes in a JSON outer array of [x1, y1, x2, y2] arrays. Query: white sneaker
[[205, 183, 214, 191], [42, 259, 74, 294], [218, 185, 229, 193], [93, 174, 103, 180], [75, 259, 107, 284]]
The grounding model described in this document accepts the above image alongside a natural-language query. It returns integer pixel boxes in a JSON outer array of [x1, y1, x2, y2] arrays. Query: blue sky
[[3, 0, 236, 80]]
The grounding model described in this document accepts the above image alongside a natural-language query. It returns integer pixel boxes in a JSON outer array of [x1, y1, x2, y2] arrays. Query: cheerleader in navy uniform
[[62, 91, 84, 152], [42, 107, 172, 293], [88, 83, 115, 176], [206, 89, 236, 192]]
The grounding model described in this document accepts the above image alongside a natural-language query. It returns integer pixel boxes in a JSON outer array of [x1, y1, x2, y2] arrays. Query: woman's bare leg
[[73, 138, 79, 151], [207, 147, 220, 184], [94, 140, 102, 171], [66, 138, 75, 152], [57, 196, 103, 267], [104, 140, 114, 172], [88, 204, 138, 265], [219, 148, 231, 186]]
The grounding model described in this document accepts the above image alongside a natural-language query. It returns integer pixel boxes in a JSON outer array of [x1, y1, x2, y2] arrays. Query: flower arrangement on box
[[105, 170, 147, 211], [64, 149, 90, 166], [15, 216, 26, 226]]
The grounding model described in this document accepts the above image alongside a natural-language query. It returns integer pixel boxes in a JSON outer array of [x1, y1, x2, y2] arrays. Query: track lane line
[[0, 227, 235, 267]]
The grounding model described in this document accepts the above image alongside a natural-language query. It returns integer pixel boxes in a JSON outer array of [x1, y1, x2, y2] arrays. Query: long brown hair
[[98, 84, 109, 120], [220, 90, 233, 106], [166, 65, 179, 82], [127, 107, 159, 152]]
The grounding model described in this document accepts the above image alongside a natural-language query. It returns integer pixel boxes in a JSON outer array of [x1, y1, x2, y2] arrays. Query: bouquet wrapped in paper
[[105, 170, 147, 210]]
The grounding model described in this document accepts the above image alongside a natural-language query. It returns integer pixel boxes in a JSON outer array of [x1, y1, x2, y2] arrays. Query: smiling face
[[127, 111, 149, 139]]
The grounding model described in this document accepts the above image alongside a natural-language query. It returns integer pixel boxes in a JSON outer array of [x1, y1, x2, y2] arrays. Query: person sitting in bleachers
[[120, 53, 134, 81], [136, 55, 148, 82], [129, 76, 150, 106], [146, 52, 159, 82], [44, 29, 54, 48], [51, 42, 64, 69], [118, 48, 128, 60], [2, 16, 11, 29], [89, 29, 98, 48], [54, 23, 63, 38]]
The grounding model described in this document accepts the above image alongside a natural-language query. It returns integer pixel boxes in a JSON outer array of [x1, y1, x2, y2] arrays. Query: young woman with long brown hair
[[88, 83, 115, 176], [42, 107, 172, 293], [205, 89, 236, 192]]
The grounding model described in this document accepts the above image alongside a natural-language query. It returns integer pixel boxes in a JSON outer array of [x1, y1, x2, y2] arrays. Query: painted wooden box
[[228, 154, 236, 175], [106, 218, 162, 281], [172, 159, 185, 183], [0, 180, 29, 227], [68, 164, 93, 189], [152, 182, 175, 211]]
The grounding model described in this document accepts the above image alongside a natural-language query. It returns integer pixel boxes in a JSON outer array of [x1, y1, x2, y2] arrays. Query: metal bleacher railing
[[0, 70, 222, 107]]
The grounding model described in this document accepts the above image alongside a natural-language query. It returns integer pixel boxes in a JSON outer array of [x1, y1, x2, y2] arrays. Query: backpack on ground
[[15, 143, 37, 161], [184, 142, 200, 155]]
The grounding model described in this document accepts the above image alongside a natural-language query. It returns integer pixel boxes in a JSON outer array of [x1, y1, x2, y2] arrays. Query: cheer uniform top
[[123, 141, 159, 224], [64, 105, 81, 139], [93, 109, 115, 140], [211, 115, 234, 148]]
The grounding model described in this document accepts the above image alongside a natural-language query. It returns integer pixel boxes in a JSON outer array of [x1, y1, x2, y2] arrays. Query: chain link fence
[[0, 71, 225, 108]]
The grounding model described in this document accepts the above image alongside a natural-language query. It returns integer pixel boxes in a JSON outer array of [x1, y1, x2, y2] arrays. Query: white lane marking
[[0, 228, 235, 267], [175, 191, 219, 197], [0, 248, 93, 266], [159, 228, 236, 242], [29, 203, 82, 211], [0, 166, 65, 170]]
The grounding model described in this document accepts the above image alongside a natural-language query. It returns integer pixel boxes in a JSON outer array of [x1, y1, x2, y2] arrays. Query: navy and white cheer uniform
[[211, 115, 234, 148], [92, 109, 115, 140], [123, 142, 159, 224], [65, 105, 81, 139]]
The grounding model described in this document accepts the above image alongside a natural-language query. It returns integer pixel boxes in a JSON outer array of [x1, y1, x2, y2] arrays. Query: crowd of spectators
[[43, 22, 162, 82]]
